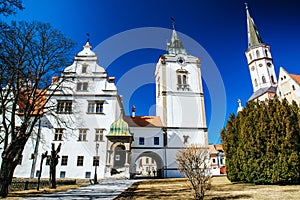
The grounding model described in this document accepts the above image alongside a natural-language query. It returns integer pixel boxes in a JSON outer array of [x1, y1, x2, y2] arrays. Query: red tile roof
[[123, 116, 162, 127], [215, 144, 224, 151], [290, 74, 300, 85]]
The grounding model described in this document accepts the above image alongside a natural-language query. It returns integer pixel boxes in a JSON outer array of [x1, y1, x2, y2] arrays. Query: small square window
[[35, 170, 40, 178], [139, 137, 145, 145], [60, 171, 66, 178], [154, 137, 159, 145], [85, 172, 91, 178]]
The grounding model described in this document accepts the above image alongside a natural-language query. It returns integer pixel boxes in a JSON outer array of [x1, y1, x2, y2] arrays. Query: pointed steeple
[[246, 3, 264, 48], [166, 18, 187, 55]]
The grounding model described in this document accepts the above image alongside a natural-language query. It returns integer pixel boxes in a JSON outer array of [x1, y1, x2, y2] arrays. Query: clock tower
[[155, 23, 207, 147], [245, 4, 277, 101]]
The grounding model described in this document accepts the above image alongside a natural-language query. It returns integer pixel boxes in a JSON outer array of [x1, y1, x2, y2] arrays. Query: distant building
[[208, 144, 226, 176], [277, 67, 300, 105], [244, 5, 300, 107]]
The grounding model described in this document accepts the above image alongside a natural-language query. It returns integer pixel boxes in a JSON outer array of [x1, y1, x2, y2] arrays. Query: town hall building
[[2, 24, 208, 180]]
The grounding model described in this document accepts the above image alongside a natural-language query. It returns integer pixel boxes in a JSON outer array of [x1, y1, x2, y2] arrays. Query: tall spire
[[246, 3, 264, 48], [166, 18, 187, 55]]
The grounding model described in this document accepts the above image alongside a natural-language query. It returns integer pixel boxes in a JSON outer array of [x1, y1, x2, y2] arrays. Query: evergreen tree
[[221, 98, 300, 184]]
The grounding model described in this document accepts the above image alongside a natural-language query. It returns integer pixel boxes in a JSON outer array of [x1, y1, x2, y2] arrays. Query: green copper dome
[[108, 117, 131, 136]]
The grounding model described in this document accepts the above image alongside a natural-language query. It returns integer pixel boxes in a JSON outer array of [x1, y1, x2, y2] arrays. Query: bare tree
[[0, 21, 75, 197], [176, 145, 211, 200], [0, 0, 24, 16]]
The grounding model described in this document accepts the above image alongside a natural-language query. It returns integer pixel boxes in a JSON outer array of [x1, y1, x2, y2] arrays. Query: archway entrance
[[133, 151, 164, 179]]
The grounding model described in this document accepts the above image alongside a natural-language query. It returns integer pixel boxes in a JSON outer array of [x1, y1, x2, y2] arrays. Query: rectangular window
[[61, 156, 68, 166], [56, 100, 72, 114], [78, 129, 88, 141], [60, 171, 66, 178], [82, 65, 87, 73], [154, 137, 159, 145], [85, 172, 91, 178], [95, 129, 104, 141], [146, 158, 149, 164], [35, 170, 40, 178], [76, 82, 88, 91], [93, 156, 100, 166], [77, 156, 84, 166], [139, 137, 145, 145], [87, 101, 104, 114], [54, 128, 63, 141]]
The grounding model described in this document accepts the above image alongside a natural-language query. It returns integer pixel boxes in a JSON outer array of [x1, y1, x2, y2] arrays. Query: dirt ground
[[115, 176, 300, 200]]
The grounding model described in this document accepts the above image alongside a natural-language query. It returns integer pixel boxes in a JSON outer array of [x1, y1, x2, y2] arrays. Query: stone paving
[[25, 178, 141, 200]]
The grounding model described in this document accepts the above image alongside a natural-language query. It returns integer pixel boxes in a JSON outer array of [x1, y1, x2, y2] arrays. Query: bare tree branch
[[176, 145, 211, 200]]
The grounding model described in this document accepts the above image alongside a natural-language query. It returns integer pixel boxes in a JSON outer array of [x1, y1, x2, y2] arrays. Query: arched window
[[177, 75, 182, 85], [271, 75, 275, 83], [249, 54, 252, 60], [256, 50, 260, 58], [292, 85, 296, 91], [254, 79, 258, 87], [265, 49, 268, 57], [183, 75, 187, 85], [176, 69, 189, 91], [262, 76, 266, 84]]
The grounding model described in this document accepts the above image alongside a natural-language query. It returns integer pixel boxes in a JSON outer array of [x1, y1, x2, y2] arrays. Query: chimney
[[52, 76, 59, 83], [131, 105, 136, 118]]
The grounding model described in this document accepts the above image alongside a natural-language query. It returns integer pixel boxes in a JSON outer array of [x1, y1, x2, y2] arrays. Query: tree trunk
[[0, 157, 16, 197]]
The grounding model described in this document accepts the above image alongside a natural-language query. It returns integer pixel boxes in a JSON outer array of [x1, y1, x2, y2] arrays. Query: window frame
[[95, 129, 105, 142], [56, 100, 72, 114], [76, 82, 88, 91], [61, 155, 68, 166], [93, 156, 100, 166], [54, 128, 64, 141], [77, 156, 84, 166], [139, 137, 145, 145], [154, 137, 159, 145], [176, 69, 189, 91], [87, 101, 104, 114], [78, 129, 88, 141]]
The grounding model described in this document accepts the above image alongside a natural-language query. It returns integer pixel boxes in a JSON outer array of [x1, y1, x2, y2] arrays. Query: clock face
[[177, 57, 185, 65]]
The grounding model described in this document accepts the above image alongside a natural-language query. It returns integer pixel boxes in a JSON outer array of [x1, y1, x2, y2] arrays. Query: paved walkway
[[25, 178, 141, 200]]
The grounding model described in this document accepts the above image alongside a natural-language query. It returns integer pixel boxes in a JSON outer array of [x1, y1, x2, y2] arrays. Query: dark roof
[[248, 86, 277, 101], [123, 116, 162, 128]]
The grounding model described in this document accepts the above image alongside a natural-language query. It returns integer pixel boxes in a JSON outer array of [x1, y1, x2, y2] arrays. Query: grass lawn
[[115, 176, 300, 200]]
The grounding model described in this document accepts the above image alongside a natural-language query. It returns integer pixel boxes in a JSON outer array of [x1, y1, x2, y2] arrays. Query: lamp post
[[94, 143, 99, 184]]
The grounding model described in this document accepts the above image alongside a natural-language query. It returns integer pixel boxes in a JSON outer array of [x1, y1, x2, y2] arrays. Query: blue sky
[[4, 0, 300, 143]]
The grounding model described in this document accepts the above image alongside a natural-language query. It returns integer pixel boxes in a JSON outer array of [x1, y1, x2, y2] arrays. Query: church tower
[[245, 4, 277, 101], [155, 21, 207, 147]]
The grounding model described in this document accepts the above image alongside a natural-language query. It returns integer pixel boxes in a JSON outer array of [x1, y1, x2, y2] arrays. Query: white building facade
[[2, 26, 208, 180]]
